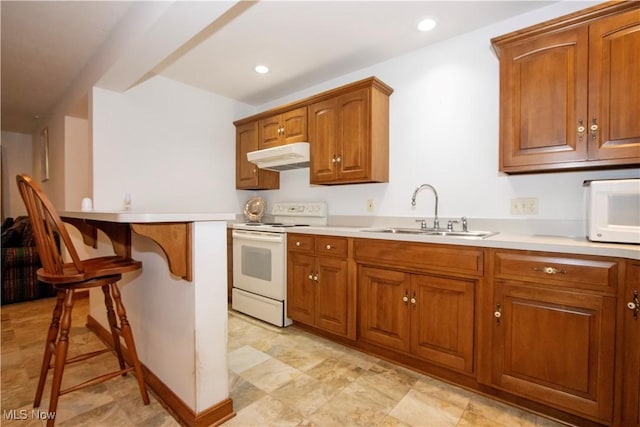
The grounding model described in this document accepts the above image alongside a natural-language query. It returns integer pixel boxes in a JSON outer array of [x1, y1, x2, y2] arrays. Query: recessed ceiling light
[[417, 17, 437, 32], [255, 65, 269, 74]]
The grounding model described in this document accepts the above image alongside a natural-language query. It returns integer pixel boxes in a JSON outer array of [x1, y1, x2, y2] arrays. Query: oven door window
[[241, 246, 272, 281]]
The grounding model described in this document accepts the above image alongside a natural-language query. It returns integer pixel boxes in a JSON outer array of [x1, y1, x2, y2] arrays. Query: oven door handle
[[232, 230, 285, 242]]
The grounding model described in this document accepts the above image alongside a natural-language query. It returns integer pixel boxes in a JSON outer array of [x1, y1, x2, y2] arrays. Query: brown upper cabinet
[[309, 81, 393, 184], [233, 77, 393, 188], [492, 3, 640, 173], [258, 107, 307, 150], [235, 121, 279, 190]]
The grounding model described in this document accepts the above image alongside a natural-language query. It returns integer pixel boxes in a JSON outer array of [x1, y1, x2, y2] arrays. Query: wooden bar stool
[[16, 174, 149, 426]]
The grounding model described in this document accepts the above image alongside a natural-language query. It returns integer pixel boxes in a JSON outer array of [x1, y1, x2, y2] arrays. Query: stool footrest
[[64, 348, 112, 365], [59, 366, 135, 396]]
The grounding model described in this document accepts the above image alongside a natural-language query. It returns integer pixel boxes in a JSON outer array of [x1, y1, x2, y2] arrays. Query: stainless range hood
[[247, 142, 310, 171]]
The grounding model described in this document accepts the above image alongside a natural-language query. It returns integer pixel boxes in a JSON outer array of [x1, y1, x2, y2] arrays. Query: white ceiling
[[1, 0, 555, 135]]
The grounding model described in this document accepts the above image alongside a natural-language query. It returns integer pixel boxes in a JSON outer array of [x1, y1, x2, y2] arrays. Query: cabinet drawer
[[354, 239, 483, 276], [493, 251, 618, 292], [315, 236, 348, 258], [288, 234, 314, 254]]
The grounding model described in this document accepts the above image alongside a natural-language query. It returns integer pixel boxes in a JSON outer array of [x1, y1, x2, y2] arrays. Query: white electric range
[[231, 202, 327, 327]]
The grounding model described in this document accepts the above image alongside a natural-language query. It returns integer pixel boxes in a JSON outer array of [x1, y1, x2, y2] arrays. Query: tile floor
[[1, 295, 568, 426]]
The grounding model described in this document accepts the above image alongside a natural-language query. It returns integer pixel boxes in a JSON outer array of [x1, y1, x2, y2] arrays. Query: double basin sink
[[361, 227, 497, 239]]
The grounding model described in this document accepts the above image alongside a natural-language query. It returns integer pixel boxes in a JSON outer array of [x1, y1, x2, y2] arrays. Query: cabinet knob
[[402, 289, 409, 305], [331, 155, 337, 164], [590, 118, 598, 140], [326, 244, 332, 250], [577, 119, 585, 141], [336, 155, 342, 163], [494, 303, 502, 325], [308, 274, 313, 280], [296, 241, 301, 247], [628, 290, 639, 320], [313, 274, 318, 282]]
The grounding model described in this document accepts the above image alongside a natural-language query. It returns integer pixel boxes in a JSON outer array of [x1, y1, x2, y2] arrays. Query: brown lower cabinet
[[286, 234, 636, 426], [622, 260, 640, 427], [227, 228, 233, 303], [359, 266, 475, 373], [287, 234, 355, 339], [479, 250, 621, 424]]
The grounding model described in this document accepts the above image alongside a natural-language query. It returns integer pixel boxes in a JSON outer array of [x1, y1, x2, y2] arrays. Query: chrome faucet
[[411, 184, 439, 230]]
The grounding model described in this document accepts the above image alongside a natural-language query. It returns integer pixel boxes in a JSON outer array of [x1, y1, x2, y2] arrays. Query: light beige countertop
[[285, 225, 640, 260]]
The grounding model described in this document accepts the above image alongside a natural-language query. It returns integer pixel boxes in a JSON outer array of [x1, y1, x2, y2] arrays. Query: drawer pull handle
[[533, 266, 566, 275], [628, 290, 639, 320], [494, 303, 502, 325], [326, 244, 332, 250]]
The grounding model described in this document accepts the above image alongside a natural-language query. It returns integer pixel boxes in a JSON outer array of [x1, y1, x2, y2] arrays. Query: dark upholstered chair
[[16, 174, 149, 426], [1, 216, 58, 305]]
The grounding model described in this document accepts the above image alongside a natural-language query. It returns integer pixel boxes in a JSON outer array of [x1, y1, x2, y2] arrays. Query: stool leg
[[101, 284, 126, 374], [110, 283, 150, 405], [34, 290, 65, 408], [47, 289, 75, 426]]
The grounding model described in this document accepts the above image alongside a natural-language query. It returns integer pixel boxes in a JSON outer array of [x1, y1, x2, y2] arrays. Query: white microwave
[[585, 178, 640, 244]]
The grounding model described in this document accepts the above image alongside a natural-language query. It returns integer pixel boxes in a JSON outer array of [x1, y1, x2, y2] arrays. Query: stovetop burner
[[234, 202, 327, 232]]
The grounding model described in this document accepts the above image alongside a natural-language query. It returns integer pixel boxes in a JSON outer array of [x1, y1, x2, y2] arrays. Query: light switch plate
[[511, 197, 538, 215]]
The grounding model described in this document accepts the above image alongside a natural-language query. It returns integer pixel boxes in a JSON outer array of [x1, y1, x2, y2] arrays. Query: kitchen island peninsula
[[60, 210, 235, 427]]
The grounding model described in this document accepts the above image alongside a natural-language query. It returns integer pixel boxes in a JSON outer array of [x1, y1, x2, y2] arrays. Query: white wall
[[1, 131, 33, 218], [92, 75, 255, 212], [64, 116, 91, 210], [253, 1, 639, 224]]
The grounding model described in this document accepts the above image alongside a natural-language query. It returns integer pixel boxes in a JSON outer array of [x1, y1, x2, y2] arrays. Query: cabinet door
[[315, 256, 349, 337], [337, 88, 370, 181], [258, 115, 283, 149], [588, 8, 640, 162], [491, 282, 615, 423], [622, 261, 640, 427], [259, 107, 308, 149], [411, 274, 475, 373], [499, 26, 589, 171], [236, 122, 279, 189], [309, 98, 338, 183], [236, 122, 260, 188], [281, 107, 307, 145], [358, 266, 410, 352], [287, 252, 315, 325]]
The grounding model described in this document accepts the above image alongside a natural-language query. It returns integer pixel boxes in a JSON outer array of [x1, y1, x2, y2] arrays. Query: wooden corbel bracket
[[130, 223, 192, 281]]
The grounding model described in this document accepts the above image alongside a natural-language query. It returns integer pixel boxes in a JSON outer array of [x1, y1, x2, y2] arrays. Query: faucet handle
[[415, 219, 427, 229], [447, 219, 459, 231], [461, 216, 468, 232]]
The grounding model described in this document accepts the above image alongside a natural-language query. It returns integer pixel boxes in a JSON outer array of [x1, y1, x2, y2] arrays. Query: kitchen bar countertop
[[60, 210, 235, 424], [61, 210, 235, 222], [283, 225, 640, 260]]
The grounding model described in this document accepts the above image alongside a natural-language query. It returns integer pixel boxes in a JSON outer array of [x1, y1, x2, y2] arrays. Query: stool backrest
[[16, 174, 84, 277]]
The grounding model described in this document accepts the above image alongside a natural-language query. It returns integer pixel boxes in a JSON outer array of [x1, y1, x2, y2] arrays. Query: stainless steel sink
[[361, 227, 497, 239]]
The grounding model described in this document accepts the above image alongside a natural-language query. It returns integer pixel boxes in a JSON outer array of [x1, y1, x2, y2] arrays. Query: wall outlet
[[367, 198, 375, 213], [510, 197, 539, 215]]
